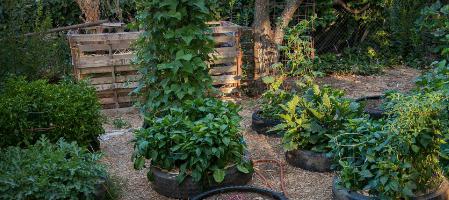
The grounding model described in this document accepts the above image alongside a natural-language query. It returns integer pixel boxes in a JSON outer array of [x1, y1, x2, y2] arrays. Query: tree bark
[[252, 0, 304, 79]]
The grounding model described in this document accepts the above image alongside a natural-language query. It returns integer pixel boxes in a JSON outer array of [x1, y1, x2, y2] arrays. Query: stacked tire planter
[[149, 155, 253, 199], [332, 177, 449, 200], [285, 149, 333, 172], [251, 110, 282, 137]]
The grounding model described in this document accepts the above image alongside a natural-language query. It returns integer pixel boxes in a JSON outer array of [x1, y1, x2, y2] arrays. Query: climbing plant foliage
[[134, 0, 218, 112]]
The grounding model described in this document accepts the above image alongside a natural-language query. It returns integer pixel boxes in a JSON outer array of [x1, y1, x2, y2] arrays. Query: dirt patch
[[317, 66, 421, 99]]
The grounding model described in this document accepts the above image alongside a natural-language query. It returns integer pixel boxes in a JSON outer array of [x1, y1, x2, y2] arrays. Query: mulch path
[[99, 66, 421, 200]]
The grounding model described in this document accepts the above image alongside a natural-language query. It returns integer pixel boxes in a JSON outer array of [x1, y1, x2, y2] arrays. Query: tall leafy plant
[[134, 0, 218, 112]]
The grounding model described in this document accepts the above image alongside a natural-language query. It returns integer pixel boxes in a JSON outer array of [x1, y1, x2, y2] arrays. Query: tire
[[333, 176, 449, 200], [355, 95, 385, 119], [88, 138, 101, 152], [93, 177, 107, 200], [285, 149, 333, 172], [251, 110, 282, 137], [191, 186, 288, 200], [149, 154, 253, 199]]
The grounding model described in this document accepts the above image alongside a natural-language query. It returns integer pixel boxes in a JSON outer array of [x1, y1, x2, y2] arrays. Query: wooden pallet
[[68, 22, 243, 109], [68, 24, 139, 109], [209, 21, 243, 94]]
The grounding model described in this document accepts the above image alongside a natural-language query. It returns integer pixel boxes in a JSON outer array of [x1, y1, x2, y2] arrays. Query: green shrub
[[133, 98, 252, 184], [331, 91, 449, 199], [0, 77, 104, 148], [274, 81, 363, 153], [415, 1, 449, 61], [415, 60, 449, 93], [0, 137, 107, 199]]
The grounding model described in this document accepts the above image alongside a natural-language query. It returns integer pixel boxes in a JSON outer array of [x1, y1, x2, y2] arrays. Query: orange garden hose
[[252, 159, 288, 197]]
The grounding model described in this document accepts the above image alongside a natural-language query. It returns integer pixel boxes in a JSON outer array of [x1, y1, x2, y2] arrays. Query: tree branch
[[334, 0, 370, 14], [273, 0, 305, 44]]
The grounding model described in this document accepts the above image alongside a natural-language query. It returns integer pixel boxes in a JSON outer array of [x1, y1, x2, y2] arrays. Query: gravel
[[99, 66, 421, 200]]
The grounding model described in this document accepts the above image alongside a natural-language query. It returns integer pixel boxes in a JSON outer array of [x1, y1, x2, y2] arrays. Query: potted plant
[[274, 81, 363, 172], [252, 76, 294, 137], [331, 91, 449, 199], [133, 98, 253, 199]]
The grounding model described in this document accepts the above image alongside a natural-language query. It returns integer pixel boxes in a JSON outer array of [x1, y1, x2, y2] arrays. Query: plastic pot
[[285, 149, 333, 172], [251, 110, 283, 137], [333, 176, 449, 200], [355, 95, 386, 119]]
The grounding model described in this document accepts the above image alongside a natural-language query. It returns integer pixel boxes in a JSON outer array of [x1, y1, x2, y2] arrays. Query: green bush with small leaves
[[0, 77, 104, 148], [331, 91, 449, 199], [274, 82, 363, 153], [0, 137, 107, 199], [133, 98, 252, 185]]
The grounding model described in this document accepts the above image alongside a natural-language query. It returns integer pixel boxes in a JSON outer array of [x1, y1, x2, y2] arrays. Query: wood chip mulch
[[99, 66, 421, 200]]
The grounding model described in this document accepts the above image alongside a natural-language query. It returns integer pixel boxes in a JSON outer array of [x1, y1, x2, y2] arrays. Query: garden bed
[[99, 66, 420, 200]]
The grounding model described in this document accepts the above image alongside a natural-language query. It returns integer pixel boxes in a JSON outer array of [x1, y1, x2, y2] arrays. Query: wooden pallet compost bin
[[68, 22, 243, 109], [208, 21, 243, 94], [68, 23, 140, 109]]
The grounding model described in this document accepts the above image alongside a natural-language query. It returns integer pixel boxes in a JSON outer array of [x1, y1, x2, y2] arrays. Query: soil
[[99, 66, 421, 200]]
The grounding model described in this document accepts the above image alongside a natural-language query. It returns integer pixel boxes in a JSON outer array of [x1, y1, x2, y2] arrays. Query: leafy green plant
[[258, 76, 294, 120], [274, 81, 363, 153], [280, 19, 316, 77], [415, 1, 449, 61], [415, 60, 449, 93], [331, 91, 449, 199], [134, 0, 218, 112], [112, 118, 131, 129], [133, 98, 252, 185], [0, 77, 104, 148], [0, 0, 73, 83], [0, 137, 107, 199]]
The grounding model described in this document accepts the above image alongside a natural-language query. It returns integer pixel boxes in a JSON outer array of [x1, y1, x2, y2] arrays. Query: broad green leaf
[[213, 169, 226, 183]]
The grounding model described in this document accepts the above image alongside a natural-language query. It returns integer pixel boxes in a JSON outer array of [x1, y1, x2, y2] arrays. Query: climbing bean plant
[[134, 0, 218, 112]]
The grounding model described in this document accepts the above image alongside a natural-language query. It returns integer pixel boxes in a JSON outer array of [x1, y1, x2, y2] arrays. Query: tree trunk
[[252, 0, 304, 79]]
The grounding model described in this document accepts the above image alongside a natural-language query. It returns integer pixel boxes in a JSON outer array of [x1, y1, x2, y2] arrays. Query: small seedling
[[112, 118, 130, 129]]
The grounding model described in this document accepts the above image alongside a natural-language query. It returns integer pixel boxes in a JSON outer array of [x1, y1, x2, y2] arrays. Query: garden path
[[99, 66, 420, 200]]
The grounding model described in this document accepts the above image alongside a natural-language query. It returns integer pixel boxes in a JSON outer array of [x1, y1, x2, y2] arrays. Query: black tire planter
[[88, 138, 101, 152], [93, 177, 108, 200], [333, 177, 449, 200], [191, 185, 288, 200], [251, 110, 283, 137], [285, 149, 333, 172], [355, 95, 386, 119], [149, 164, 253, 199]]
